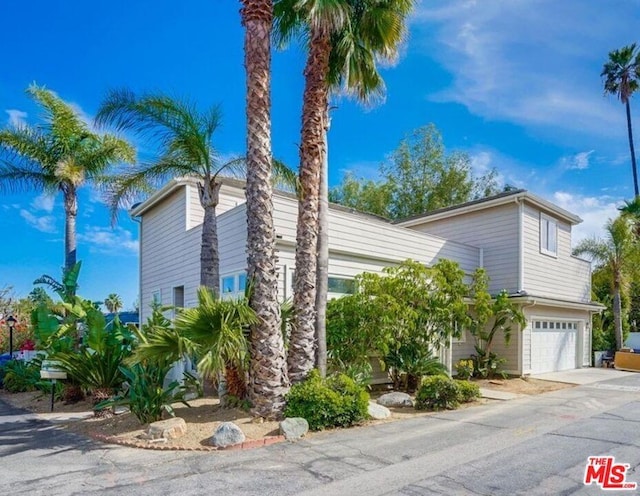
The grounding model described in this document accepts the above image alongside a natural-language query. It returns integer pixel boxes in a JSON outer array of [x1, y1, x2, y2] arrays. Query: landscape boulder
[[143, 417, 187, 440], [279, 417, 309, 441], [211, 422, 246, 448], [368, 402, 391, 420], [377, 392, 414, 408]]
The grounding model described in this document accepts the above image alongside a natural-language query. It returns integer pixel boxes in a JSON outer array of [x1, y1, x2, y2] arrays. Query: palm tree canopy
[[105, 293, 123, 314], [573, 216, 639, 288], [0, 85, 135, 195], [274, 0, 414, 104], [602, 43, 640, 104], [95, 90, 296, 219]]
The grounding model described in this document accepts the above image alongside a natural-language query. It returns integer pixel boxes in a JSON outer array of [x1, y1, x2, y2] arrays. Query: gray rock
[[368, 402, 391, 420], [211, 422, 245, 448], [377, 391, 414, 408], [143, 417, 187, 440], [279, 417, 309, 441]]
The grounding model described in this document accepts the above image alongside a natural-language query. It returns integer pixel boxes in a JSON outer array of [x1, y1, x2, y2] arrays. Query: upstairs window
[[220, 271, 247, 299], [327, 277, 355, 295], [540, 214, 557, 256]]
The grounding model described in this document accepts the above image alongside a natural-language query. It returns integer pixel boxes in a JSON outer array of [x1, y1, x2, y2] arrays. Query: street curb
[[87, 431, 286, 452]]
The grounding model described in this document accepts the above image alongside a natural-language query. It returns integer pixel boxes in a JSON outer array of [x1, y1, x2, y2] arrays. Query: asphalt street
[[2, 372, 640, 495]]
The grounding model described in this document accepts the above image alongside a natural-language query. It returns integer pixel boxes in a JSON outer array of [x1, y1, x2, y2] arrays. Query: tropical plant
[[602, 44, 640, 196], [241, 0, 290, 418], [0, 85, 135, 273], [455, 379, 480, 403], [454, 359, 475, 380], [574, 216, 640, 350], [415, 375, 460, 411], [129, 287, 257, 400], [274, 0, 416, 383], [104, 293, 123, 314], [467, 268, 526, 378], [283, 369, 369, 430], [326, 259, 469, 391]]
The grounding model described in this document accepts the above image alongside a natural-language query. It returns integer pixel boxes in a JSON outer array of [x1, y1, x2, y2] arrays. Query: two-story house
[[131, 179, 603, 377]]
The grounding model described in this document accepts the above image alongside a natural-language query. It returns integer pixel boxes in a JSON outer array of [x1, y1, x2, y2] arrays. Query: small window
[[238, 273, 247, 292], [152, 290, 161, 305], [222, 276, 235, 294], [173, 286, 185, 308], [535, 321, 541, 329], [540, 214, 558, 256], [328, 277, 355, 295]]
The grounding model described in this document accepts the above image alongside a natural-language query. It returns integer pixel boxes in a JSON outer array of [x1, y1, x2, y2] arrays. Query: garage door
[[531, 320, 578, 373]]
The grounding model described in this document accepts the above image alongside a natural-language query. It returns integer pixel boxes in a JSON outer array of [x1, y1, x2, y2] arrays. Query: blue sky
[[0, 0, 637, 308]]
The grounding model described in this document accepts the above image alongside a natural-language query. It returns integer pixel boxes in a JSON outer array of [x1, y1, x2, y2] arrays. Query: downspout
[[130, 212, 142, 326]]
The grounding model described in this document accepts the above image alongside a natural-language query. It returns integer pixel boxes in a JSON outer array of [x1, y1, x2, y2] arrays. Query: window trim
[[540, 213, 558, 257], [151, 289, 161, 306], [220, 270, 248, 299], [327, 276, 356, 296]]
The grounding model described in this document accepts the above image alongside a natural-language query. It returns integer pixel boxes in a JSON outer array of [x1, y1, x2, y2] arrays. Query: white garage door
[[531, 320, 578, 374]]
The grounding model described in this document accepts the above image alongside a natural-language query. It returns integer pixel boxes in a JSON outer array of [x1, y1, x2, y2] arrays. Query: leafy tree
[[241, 0, 290, 419], [602, 44, 640, 196], [327, 259, 468, 390], [0, 85, 135, 273], [274, 0, 415, 383], [467, 268, 526, 378], [330, 124, 500, 219], [574, 216, 640, 350]]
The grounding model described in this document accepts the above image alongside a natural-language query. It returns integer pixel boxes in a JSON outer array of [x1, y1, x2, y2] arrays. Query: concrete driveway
[[2, 371, 640, 495], [531, 367, 637, 385]]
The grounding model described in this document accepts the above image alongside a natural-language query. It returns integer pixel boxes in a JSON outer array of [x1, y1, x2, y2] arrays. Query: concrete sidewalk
[[479, 388, 524, 401], [531, 367, 636, 385]]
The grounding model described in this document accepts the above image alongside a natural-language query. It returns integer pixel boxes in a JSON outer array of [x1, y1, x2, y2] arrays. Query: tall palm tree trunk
[[626, 101, 639, 197], [315, 106, 330, 378], [241, 0, 289, 418], [289, 27, 331, 384], [199, 180, 221, 295], [63, 187, 78, 273], [613, 282, 624, 350]]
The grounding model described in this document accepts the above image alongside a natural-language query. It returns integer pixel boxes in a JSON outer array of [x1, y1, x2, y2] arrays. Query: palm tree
[[104, 293, 123, 314], [0, 85, 135, 272], [241, 0, 290, 418], [573, 216, 640, 350], [129, 287, 257, 399], [95, 91, 248, 294], [274, 0, 414, 382], [602, 44, 640, 196]]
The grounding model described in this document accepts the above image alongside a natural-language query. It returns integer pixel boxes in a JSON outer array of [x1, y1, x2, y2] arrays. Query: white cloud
[[559, 150, 595, 171], [31, 193, 55, 213], [78, 226, 138, 256], [19, 210, 57, 233], [412, 0, 635, 144], [551, 191, 621, 245], [5, 109, 27, 128]]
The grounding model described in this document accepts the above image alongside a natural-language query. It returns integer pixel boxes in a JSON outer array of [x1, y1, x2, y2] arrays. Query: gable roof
[[394, 189, 583, 227]]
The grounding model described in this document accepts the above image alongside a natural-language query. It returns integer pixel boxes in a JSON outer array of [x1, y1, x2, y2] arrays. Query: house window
[[532, 320, 579, 332], [173, 286, 185, 308], [540, 214, 557, 256], [220, 271, 247, 299], [152, 290, 161, 305], [327, 277, 355, 295]]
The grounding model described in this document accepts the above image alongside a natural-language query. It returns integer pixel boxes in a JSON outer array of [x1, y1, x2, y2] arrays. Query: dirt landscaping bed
[[0, 376, 570, 451]]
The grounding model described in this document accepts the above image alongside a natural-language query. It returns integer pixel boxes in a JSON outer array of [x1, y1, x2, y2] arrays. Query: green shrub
[[2, 360, 40, 392], [415, 375, 460, 411], [455, 380, 480, 403], [455, 359, 474, 380], [284, 370, 369, 430]]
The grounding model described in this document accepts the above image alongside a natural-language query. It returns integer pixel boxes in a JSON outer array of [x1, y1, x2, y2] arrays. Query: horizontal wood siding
[[522, 205, 591, 302], [140, 187, 200, 322], [187, 183, 247, 230], [406, 203, 519, 294], [218, 204, 249, 276], [272, 196, 481, 275]]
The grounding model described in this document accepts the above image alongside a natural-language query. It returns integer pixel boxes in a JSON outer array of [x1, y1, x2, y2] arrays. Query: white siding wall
[[186, 183, 247, 229], [522, 205, 591, 302], [140, 187, 201, 323], [405, 203, 520, 294], [273, 196, 481, 276]]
